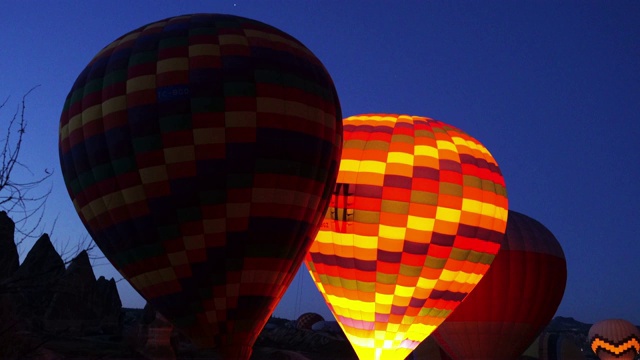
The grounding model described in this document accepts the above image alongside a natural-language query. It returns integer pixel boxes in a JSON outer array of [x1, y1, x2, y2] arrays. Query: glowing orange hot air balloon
[[58, 14, 342, 360], [304, 114, 509, 360], [433, 210, 567, 360], [589, 319, 640, 360]]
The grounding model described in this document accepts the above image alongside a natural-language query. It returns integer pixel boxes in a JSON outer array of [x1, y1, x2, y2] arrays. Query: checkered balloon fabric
[[304, 114, 508, 360], [59, 14, 342, 360]]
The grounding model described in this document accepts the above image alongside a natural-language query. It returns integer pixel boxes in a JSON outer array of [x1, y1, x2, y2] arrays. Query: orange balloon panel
[[305, 114, 508, 360]]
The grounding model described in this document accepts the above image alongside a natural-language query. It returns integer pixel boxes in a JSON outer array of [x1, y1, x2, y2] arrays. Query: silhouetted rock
[[0, 213, 128, 358], [546, 316, 592, 333], [44, 251, 123, 336], [95, 276, 124, 333], [8, 234, 65, 330], [12, 233, 64, 283], [44, 250, 95, 334], [0, 211, 18, 281]]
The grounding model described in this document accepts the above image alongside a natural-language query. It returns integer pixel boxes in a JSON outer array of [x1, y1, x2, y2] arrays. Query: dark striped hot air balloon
[[433, 210, 567, 360], [58, 14, 342, 360], [296, 312, 325, 330], [589, 319, 640, 360], [304, 114, 509, 360]]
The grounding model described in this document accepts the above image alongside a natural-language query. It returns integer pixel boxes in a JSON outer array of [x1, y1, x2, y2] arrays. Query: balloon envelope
[[305, 114, 509, 360], [296, 312, 325, 330], [588, 319, 640, 360], [58, 13, 342, 359], [433, 210, 567, 360]]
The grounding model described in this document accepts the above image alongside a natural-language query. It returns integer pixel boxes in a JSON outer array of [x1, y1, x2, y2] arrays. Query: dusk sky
[[1, 1, 638, 326]]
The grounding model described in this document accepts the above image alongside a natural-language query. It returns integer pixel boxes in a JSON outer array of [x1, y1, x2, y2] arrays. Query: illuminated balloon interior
[[305, 114, 508, 360]]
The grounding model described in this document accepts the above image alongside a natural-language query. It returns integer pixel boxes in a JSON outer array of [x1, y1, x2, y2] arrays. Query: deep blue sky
[[1, 1, 638, 325]]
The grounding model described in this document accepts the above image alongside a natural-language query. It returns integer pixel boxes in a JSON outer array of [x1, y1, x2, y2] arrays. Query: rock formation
[[95, 276, 124, 333], [44, 250, 123, 336], [11, 233, 65, 282], [8, 234, 65, 330], [0, 211, 18, 281], [0, 211, 20, 342], [0, 214, 123, 339]]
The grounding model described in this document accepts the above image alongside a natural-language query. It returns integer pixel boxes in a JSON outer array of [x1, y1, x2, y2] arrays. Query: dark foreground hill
[[1, 213, 637, 359], [3, 311, 631, 360]]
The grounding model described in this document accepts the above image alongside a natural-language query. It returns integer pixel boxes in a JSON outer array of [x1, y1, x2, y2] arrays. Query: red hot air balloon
[[58, 14, 342, 360], [305, 114, 509, 360], [589, 319, 640, 360], [433, 210, 567, 360]]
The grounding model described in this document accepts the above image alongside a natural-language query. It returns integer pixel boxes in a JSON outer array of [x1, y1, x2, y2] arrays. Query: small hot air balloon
[[58, 14, 342, 360], [304, 114, 509, 360], [296, 312, 325, 330], [589, 319, 640, 360], [433, 210, 567, 360]]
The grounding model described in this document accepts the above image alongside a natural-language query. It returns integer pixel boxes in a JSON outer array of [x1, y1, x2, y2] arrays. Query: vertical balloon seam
[[416, 122, 458, 334], [101, 36, 130, 277], [253, 24, 284, 327], [452, 132, 477, 311], [346, 116, 366, 338], [377, 113, 411, 359], [101, 33, 129, 292], [92, 36, 136, 278], [272, 23, 298, 280], [346, 114, 378, 349], [400, 116, 429, 345], [147, 17, 173, 309], [386, 115, 423, 352]]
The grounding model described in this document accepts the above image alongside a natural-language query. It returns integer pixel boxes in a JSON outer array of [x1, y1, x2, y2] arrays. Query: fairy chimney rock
[[0, 211, 18, 281], [12, 233, 64, 282]]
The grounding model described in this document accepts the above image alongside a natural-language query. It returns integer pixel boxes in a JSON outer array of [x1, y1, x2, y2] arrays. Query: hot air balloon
[[304, 114, 509, 360], [58, 14, 342, 360], [433, 210, 567, 360], [588, 319, 640, 360], [296, 312, 325, 330]]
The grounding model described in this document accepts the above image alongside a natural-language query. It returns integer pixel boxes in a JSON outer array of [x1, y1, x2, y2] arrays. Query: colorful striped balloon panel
[[305, 114, 508, 360], [58, 14, 342, 360]]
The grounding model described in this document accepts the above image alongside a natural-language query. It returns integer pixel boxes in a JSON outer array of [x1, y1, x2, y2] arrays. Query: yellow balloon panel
[[305, 114, 508, 360]]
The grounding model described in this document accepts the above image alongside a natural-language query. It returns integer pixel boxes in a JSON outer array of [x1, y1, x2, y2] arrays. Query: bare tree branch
[[0, 86, 53, 245]]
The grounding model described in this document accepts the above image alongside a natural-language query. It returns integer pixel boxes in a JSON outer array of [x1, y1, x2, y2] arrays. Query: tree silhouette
[[0, 87, 52, 246]]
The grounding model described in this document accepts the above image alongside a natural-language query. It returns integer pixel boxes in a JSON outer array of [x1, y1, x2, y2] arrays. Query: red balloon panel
[[434, 210, 567, 360]]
